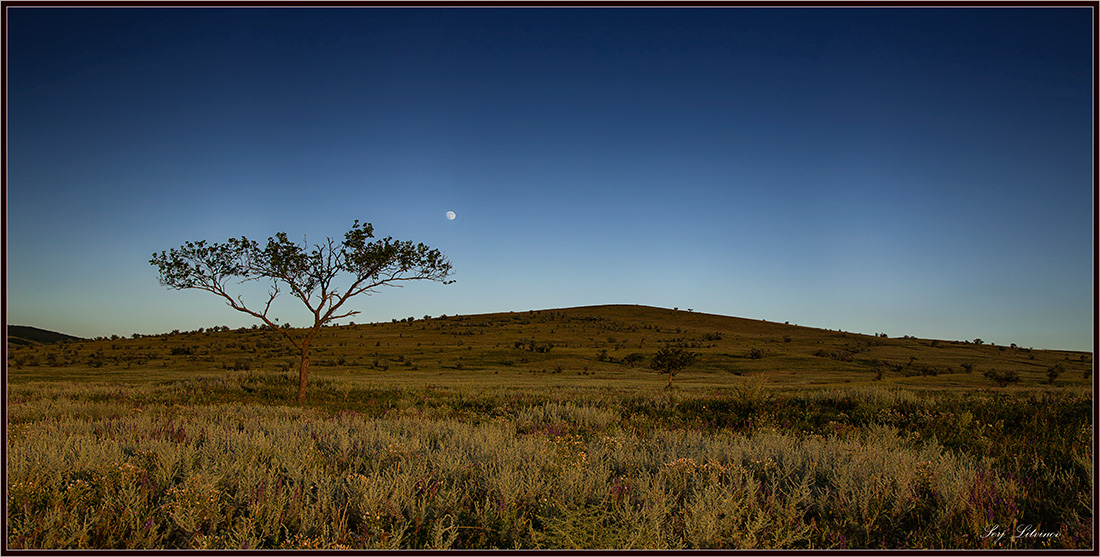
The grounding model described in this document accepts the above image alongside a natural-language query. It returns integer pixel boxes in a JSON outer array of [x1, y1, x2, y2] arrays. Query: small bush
[[982, 368, 1019, 387], [813, 349, 852, 362], [1046, 363, 1065, 385]]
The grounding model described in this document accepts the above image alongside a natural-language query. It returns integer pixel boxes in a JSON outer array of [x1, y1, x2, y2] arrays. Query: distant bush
[[227, 358, 252, 371], [747, 347, 766, 360], [814, 349, 853, 362], [983, 368, 1019, 387], [1046, 364, 1065, 385]]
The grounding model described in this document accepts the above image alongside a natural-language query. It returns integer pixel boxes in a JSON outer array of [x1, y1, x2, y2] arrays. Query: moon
[[445, 211, 456, 220]]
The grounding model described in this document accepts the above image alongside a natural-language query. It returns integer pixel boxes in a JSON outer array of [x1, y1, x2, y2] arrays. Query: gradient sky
[[6, 6, 1094, 351]]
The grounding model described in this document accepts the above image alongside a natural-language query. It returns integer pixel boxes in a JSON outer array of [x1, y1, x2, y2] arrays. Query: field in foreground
[[6, 374, 1093, 549], [5, 305, 1094, 549]]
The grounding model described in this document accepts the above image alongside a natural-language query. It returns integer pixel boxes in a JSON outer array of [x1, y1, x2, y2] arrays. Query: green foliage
[[649, 346, 697, 387]]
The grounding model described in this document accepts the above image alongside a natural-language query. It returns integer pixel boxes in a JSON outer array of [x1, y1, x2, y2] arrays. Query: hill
[[6, 325, 83, 347], [5, 304, 1092, 391]]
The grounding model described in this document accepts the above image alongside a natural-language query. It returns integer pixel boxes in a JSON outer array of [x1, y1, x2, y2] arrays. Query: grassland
[[5, 305, 1094, 549]]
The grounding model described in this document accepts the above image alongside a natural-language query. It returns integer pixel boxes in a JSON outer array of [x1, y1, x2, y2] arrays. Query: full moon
[[445, 211, 456, 220]]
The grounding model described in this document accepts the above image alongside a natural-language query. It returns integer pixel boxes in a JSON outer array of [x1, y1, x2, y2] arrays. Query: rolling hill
[[6, 325, 83, 347], [5, 305, 1092, 391]]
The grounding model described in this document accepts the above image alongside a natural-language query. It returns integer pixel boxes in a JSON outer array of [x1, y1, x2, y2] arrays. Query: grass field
[[5, 305, 1094, 549]]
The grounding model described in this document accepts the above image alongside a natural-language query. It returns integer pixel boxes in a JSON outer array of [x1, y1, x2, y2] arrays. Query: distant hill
[[7, 325, 83, 346], [6, 305, 1091, 390]]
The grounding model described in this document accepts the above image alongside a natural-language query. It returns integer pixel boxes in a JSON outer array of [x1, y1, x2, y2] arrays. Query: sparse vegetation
[[6, 305, 1093, 549]]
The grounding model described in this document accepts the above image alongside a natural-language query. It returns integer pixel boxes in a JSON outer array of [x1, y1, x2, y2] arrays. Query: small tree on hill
[[151, 220, 453, 401], [650, 346, 697, 388]]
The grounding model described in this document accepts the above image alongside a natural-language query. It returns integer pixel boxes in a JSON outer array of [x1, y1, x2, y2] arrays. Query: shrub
[[733, 375, 770, 406], [813, 349, 852, 362], [1046, 363, 1065, 385], [982, 368, 1019, 387]]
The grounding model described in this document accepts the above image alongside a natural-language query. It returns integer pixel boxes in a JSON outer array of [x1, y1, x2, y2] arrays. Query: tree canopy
[[650, 346, 697, 388], [151, 220, 453, 400]]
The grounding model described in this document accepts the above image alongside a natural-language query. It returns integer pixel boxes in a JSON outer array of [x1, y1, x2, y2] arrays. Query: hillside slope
[[7, 325, 83, 347], [6, 305, 1092, 391]]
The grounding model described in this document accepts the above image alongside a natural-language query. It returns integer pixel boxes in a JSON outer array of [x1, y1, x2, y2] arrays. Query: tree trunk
[[296, 344, 310, 402]]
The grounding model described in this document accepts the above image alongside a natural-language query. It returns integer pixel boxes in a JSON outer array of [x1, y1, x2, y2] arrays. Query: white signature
[[982, 524, 1061, 542]]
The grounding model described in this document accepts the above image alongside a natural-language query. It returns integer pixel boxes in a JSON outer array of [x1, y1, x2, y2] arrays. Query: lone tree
[[150, 220, 453, 401], [650, 345, 697, 388]]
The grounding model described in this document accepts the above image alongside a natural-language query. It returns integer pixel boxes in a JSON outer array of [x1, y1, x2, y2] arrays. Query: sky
[[5, 6, 1095, 351]]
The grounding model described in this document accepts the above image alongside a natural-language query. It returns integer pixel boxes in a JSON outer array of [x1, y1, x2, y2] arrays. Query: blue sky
[[6, 6, 1094, 351]]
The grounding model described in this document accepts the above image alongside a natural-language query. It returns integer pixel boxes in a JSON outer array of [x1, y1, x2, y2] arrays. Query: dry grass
[[5, 306, 1093, 548], [5, 374, 1092, 549]]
